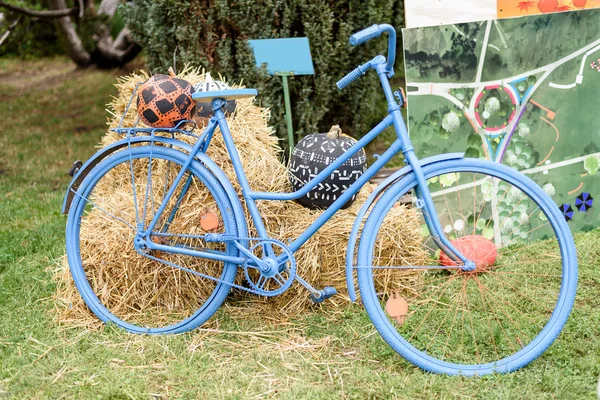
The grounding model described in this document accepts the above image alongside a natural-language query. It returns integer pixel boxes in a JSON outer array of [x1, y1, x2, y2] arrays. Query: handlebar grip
[[349, 24, 381, 46], [336, 66, 365, 90]]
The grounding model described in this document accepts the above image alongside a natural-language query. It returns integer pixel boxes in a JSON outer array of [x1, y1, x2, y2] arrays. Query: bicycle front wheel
[[66, 145, 239, 334], [357, 158, 577, 375]]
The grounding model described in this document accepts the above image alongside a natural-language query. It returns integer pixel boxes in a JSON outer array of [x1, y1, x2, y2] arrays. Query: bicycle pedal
[[310, 286, 337, 304], [68, 160, 83, 177]]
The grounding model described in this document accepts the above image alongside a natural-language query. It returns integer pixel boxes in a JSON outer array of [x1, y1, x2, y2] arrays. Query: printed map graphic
[[404, 8, 600, 232]]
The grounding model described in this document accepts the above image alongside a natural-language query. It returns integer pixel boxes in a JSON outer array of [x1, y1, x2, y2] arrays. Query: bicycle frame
[[142, 56, 470, 269]]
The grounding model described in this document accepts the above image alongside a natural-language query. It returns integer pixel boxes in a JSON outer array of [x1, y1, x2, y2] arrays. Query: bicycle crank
[[241, 239, 297, 297]]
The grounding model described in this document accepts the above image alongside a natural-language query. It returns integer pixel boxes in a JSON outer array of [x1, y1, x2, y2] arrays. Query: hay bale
[[55, 67, 427, 328]]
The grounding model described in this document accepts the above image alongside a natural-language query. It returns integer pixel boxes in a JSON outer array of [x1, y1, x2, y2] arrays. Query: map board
[[403, 8, 600, 232], [405, 0, 600, 27], [405, 0, 496, 28]]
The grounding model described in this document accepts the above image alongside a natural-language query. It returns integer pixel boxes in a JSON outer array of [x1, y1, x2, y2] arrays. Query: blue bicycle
[[63, 24, 577, 375]]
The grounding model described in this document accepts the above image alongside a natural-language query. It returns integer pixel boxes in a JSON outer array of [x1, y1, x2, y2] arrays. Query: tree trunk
[[97, 0, 118, 18], [49, 0, 91, 66], [0, 16, 19, 46], [1, 0, 140, 69], [92, 27, 141, 69], [91, 0, 141, 68]]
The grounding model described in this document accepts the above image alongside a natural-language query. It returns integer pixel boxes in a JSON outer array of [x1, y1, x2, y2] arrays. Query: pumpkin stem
[[327, 125, 342, 139]]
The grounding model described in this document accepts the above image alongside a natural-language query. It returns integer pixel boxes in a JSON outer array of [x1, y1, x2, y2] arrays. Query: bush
[[0, 1, 62, 58], [122, 0, 405, 145]]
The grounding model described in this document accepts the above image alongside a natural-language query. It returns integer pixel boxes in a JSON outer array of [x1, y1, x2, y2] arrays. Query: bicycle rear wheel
[[357, 158, 577, 375], [66, 145, 239, 334]]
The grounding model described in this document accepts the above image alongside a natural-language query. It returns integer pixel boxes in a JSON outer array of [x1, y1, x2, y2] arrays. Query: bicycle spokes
[[74, 149, 234, 328], [367, 169, 564, 366]]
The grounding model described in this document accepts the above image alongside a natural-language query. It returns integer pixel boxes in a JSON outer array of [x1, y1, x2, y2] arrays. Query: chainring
[[242, 239, 296, 296]]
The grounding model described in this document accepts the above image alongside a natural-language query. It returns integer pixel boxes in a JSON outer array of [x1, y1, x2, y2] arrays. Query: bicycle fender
[[61, 136, 249, 240], [345, 152, 464, 302]]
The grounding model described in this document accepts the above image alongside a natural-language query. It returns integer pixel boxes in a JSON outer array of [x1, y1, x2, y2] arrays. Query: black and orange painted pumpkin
[[137, 74, 196, 128], [289, 125, 367, 209]]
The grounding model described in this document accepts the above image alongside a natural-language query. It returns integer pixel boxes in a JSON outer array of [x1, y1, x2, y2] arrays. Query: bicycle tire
[[357, 158, 577, 375], [66, 145, 239, 334]]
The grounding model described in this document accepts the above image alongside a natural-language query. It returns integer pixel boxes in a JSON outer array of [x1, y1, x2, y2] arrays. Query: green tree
[[516, 81, 528, 93], [465, 146, 481, 158], [582, 142, 600, 155], [518, 122, 530, 138], [467, 133, 481, 147], [0, 1, 61, 58], [441, 111, 460, 133], [485, 96, 500, 115], [454, 88, 466, 101], [497, 98, 511, 117], [584, 155, 599, 175], [428, 109, 441, 127], [122, 0, 405, 145], [488, 54, 505, 76]]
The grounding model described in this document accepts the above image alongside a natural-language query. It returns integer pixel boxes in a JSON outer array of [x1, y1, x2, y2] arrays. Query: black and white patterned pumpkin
[[289, 125, 367, 209], [193, 73, 237, 122]]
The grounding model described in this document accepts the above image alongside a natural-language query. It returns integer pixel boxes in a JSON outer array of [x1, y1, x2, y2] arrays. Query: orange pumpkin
[[439, 235, 497, 270]]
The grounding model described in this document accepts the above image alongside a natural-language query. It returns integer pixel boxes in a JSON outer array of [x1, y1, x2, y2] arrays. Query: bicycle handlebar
[[349, 24, 382, 46], [336, 62, 370, 90], [337, 24, 397, 90]]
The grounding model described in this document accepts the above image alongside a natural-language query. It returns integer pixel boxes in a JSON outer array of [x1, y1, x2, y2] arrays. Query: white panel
[[405, 0, 497, 28]]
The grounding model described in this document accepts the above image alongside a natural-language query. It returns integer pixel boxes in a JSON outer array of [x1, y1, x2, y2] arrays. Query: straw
[[54, 66, 427, 328]]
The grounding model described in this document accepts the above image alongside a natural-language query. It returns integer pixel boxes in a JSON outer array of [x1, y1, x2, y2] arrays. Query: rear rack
[[111, 82, 200, 140]]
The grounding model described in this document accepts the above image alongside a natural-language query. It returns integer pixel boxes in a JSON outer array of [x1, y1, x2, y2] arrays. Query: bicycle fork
[[375, 57, 474, 271], [404, 149, 475, 270]]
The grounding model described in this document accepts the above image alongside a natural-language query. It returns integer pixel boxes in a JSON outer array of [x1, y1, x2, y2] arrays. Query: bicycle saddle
[[192, 88, 258, 102]]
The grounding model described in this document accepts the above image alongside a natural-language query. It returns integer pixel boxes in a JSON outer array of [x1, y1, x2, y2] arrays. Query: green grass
[[1, 58, 600, 399]]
